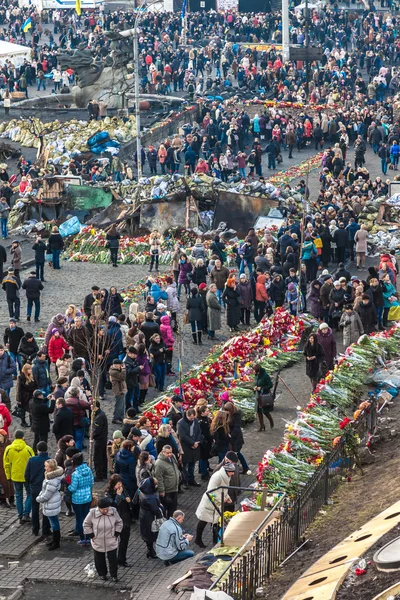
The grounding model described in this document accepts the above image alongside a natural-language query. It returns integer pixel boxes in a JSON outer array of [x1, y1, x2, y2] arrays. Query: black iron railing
[[209, 398, 378, 599]]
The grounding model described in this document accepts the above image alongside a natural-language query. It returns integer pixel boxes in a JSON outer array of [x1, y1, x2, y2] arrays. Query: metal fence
[[209, 399, 378, 599]]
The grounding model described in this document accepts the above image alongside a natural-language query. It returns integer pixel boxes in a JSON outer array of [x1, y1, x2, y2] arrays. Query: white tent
[[294, 1, 321, 10], [0, 41, 32, 67]]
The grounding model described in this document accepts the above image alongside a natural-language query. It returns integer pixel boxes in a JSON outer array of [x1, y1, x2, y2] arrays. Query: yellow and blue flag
[[22, 17, 32, 32], [76, 0, 81, 16]]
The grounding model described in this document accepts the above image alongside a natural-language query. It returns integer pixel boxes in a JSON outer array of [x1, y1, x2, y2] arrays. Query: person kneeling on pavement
[[155, 509, 194, 566]]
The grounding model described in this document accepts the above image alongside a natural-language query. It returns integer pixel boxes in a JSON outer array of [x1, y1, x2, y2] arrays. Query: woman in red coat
[[48, 329, 69, 364]]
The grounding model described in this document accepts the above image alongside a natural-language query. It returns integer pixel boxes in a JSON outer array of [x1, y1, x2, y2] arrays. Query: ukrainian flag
[[22, 17, 32, 32], [76, 0, 81, 16]]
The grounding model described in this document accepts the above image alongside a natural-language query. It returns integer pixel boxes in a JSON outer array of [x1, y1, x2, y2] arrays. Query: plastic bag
[[87, 131, 109, 147], [59, 216, 82, 238], [84, 563, 96, 579], [190, 588, 234, 600]]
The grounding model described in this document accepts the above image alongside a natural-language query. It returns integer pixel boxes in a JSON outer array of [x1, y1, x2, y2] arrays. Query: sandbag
[[59, 216, 82, 237], [388, 305, 400, 321], [87, 131, 109, 147]]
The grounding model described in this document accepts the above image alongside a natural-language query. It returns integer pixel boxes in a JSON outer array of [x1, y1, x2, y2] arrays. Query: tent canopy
[[0, 41, 32, 67]]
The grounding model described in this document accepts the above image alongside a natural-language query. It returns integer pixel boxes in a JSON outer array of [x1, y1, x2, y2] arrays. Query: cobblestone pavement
[[0, 141, 385, 598]]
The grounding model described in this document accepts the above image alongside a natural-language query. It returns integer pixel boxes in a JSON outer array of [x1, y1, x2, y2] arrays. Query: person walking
[[92, 401, 108, 482], [36, 458, 64, 550], [186, 287, 205, 345], [25, 441, 51, 538], [32, 236, 46, 281], [105, 474, 132, 567], [304, 333, 325, 390], [22, 271, 43, 322], [0, 196, 10, 239], [3, 429, 34, 523], [224, 402, 251, 475], [154, 445, 180, 518], [177, 408, 202, 487], [254, 363, 274, 431], [149, 332, 167, 392], [206, 283, 222, 340], [2, 267, 21, 320], [222, 277, 241, 332], [138, 476, 164, 558], [156, 510, 194, 566], [106, 224, 120, 268], [47, 226, 64, 270], [29, 390, 56, 452], [195, 462, 236, 548], [83, 497, 123, 582], [4, 317, 24, 375], [68, 452, 94, 546], [10, 240, 22, 279], [109, 359, 127, 425]]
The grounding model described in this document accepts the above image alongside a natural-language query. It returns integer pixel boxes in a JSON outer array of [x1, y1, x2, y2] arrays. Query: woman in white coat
[[36, 459, 64, 551], [194, 462, 236, 548]]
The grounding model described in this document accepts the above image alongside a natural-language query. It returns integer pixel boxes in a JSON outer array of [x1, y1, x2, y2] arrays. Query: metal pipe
[[282, 0, 290, 63], [133, 13, 142, 179]]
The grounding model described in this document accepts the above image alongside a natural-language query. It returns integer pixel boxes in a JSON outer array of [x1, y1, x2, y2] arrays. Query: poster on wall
[[217, 0, 238, 11]]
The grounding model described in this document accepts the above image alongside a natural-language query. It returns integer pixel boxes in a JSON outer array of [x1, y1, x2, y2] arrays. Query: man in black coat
[[83, 285, 100, 318], [333, 223, 350, 264], [334, 262, 351, 282], [92, 401, 108, 481], [29, 390, 56, 452], [0, 242, 6, 281], [124, 346, 142, 410], [32, 237, 46, 281], [52, 397, 74, 440], [166, 395, 184, 431], [140, 313, 160, 348], [4, 317, 24, 375], [24, 441, 51, 536], [2, 267, 21, 321], [22, 271, 44, 322], [177, 408, 202, 487]]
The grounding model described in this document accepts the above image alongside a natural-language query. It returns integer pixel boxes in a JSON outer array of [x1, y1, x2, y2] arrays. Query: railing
[[209, 398, 378, 599]]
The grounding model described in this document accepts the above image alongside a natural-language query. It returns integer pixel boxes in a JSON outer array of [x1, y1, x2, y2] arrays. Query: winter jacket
[[320, 282, 333, 309], [3, 438, 34, 482], [52, 406, 74, 440], [65, 395, 90, 428], [17, 335, 39, 361], [123, 355, 141, 388], [154, 453, 180, 494], [107, 322, 123, 360], [48, 233, 64, 251], [382, 281, 397, 308], [48, 335, 69, 363], [166, 404, 184, 431], [11, 245, 22, 270], [150, 283, 167, 304], [178, 261, 193, 284], [32, 240, 46, 263], [2, 272, 20, 300], [0, 352, 15, 391], [238, 280, 253, 309], [206, 290, 222, 331], [192, 265, 208, 286], [84, 506, 123, 553], [30, 397, 56, 434], [333, 227, 349, 249], [139, 477, 164, 544], [316, 327, 337, 370], [186, 294, 205, 322], [195, 468, 231, 523], [222, 286, 241, 328], [354, 229, 368, 253], [166, 282, 180, 313], [114, 447, 138, 496], [67, 325, 89, 359], [109, 366, 127, 396], [160, 315, 174, 347], [156, 517, 190, 560], [177, 415, 202, 464], [24, 451, 49, 491], [0, 399, 11, 430], [255, 274, 269, 302], [269, 277, 285, 305], [4, 326, 24, 354], [339, 311, 364, 346], [32, 357, 51, 390], [36, 466, 64, 516], [22, 276, 43, 300], [301, 240, 317, 261], [369, 282, 384, 308], [141, 319, 160, 348], [356, 300, 377, 334], [44, 316, 66, 349], [210, 266, 230, 290], [191, 243, 207, 261], [68, 462, 94, 504], [93, 409, 108, 440]]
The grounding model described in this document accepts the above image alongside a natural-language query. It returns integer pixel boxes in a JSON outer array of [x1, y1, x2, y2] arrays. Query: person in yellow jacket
[[3, 429, 34, 523]]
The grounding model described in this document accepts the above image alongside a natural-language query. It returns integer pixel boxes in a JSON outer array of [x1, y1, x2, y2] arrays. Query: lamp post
[[133, 12, 142, 178]]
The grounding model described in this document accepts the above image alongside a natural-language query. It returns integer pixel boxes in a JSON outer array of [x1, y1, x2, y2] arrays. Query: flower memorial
[[139, 308, 317, 433], [256, 325, 400, 496]]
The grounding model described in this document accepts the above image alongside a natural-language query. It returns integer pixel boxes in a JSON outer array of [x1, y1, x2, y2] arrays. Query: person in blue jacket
[[114, 439, 140, 500]]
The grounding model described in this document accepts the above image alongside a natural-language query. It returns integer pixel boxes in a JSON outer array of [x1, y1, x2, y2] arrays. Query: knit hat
[[321, 269, 329, 276], [9, 318, 16, 323], [113, 430, 123, 439], [14, 430, 24, 439], [98, 497, 112, 509], [220, 391, 229, 403], [109, 316, 117, 323], [198, 282, 207, 290], [51, 328, 58, 334], [333, 280, 340, 286], [113, 358, 122, 365], [288, 283, 296, 291], [319, 322, 329, 330], [130, 427, 142, 437], [56, 313, 64, 320], [157, 303, 166, 310]]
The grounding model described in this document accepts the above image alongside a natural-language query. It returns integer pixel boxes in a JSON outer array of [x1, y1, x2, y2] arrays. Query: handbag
[[331, 309, 342, 320], [151, 509, 167, 533], [149, 373, 156, 388], [257, 393, 275, 410], [183, 310, 189, 325]]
